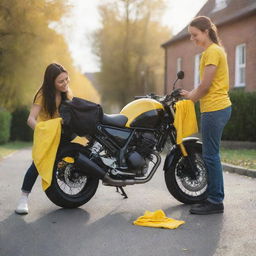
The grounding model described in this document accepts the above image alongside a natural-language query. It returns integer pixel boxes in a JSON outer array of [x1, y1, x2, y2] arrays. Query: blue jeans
[[201, 106, 232, 204], [21, 162, 38, 193]]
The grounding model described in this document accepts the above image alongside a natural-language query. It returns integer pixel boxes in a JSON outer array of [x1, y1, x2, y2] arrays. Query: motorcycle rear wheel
[[165, 143, 207, 204], [45, 157, 99, 208]]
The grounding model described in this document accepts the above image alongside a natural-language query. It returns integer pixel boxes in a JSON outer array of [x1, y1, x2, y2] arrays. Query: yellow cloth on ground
[[32, 118, 62, 191], [133, 210, 185, 229], [174, 100, 198, 145]]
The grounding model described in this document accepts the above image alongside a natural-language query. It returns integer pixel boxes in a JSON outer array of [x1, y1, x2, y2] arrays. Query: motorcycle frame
[[88, 101, 178, 171], [59, 91, 201, 184]]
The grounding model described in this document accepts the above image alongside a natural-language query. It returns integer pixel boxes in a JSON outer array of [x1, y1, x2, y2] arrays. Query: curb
[[221, 140, 256, 150], [222, 162, 256, 178]]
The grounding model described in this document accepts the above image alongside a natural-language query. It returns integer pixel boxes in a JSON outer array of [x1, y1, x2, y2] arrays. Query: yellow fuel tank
[[120, 98, 164, 128]]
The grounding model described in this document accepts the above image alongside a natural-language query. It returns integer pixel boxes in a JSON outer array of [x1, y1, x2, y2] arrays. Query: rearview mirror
[[177, 71, 184, 80], [173, 71, 185, 90]]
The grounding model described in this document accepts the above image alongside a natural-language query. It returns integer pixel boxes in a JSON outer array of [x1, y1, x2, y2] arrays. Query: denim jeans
[[201, 106, 232, 204], [21, 162, 39, 193]]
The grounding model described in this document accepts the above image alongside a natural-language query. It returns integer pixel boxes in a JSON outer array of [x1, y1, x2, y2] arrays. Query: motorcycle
[[45, 71, 207, 208]]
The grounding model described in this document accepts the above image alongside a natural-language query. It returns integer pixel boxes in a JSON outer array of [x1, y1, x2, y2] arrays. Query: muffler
[[76, 153, 107, 179], [75, 153, 137, 185], [76, 152, 161, 187]]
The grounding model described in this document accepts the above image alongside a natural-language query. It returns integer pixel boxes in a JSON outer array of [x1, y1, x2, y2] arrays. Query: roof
[[162, 0, 256, 47]]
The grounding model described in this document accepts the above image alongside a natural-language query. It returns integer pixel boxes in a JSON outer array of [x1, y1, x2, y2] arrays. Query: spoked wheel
[[165, 143, 207, 204], [45, 157, 99, 208]]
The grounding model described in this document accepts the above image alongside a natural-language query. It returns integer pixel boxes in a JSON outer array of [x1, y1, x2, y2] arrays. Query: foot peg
[[116, 186, 128, 199]]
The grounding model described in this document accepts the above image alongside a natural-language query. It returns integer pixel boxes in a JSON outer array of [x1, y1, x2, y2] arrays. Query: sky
[[59, 0, 207, 73]]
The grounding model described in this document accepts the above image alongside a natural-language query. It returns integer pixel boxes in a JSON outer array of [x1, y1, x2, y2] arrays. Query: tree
[[0, 0, 100, 111], [0, 0, 65, 109], [92, 0, 171, 109]]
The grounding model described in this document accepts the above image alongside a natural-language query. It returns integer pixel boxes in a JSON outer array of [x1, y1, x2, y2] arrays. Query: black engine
[[136, 132, 157, 157], [126, 132, 157, 174]]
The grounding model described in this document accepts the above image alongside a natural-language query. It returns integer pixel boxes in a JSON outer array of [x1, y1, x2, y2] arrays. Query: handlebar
[[171, 88, 182, 98], [134, 93, 162, 100], [134, 71, 185, 103], [134, 96, 146, 99], [134, 89, 183, 103]]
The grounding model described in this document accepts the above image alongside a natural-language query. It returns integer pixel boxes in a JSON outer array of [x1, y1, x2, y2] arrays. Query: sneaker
[[15, 196, 29, 215], [190, 200, 224, 215]]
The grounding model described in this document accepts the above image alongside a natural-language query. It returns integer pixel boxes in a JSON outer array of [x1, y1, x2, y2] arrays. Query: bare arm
[[180, 64, 217, 102], [27, 104, 42, 130]]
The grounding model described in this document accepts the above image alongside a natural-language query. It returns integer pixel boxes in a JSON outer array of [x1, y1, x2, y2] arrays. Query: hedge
[[223, 90, 256, 142], [0, 108, 12, 144], [10, 106, 33, 142], [194, 90, 256, 142]]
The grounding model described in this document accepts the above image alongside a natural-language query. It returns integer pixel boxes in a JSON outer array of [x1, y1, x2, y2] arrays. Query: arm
[[180, 64, 217, 102], [27, 104, 42, 130]]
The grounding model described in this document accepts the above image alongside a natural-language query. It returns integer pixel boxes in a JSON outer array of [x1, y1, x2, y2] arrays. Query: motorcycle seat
[[102, 114, 128, 127]]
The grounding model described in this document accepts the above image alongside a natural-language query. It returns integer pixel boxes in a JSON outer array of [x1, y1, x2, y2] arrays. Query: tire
[[45, 156, 99, 208], [165, 142, 207, 204]]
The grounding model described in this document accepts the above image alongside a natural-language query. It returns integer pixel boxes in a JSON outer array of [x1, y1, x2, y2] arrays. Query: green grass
[[221, 148, 256, 170], [0, 141, 32, 159]]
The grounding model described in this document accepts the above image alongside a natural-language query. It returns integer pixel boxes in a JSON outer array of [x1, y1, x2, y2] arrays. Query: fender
[[163, 137, 202, 171], [58, 142, 86, 158]]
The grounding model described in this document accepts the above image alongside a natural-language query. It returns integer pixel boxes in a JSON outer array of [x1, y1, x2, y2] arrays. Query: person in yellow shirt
[[181, 16, 232, 215], [15, 63, 72, 215]]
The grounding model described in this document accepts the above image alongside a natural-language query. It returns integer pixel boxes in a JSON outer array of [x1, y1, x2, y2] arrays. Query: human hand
[[180, 89, 190, 99]]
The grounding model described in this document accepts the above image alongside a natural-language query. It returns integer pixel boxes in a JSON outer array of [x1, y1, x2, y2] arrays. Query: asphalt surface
[[0, 148, 256, 256]]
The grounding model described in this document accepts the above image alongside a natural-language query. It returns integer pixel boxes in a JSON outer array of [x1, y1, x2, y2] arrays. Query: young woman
[[180, 16, 232, 215], [15, 63, 72, 215]]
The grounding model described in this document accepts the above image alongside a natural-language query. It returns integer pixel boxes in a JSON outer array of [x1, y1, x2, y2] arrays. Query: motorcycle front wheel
[[45, 156, 99, 208], [165, 142, 207, 204]]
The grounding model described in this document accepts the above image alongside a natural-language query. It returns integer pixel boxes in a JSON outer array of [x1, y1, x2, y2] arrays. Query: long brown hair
[[34, 63, 69, 118], [190, 16, 222, 46]]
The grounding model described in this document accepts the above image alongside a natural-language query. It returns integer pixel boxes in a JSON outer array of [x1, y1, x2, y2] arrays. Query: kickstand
[[116, 186, 128, 199]]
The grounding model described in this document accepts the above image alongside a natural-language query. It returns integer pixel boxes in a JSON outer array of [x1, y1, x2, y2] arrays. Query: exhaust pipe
[[76, 152, 161, 187], [76, 153, 134, 184], [103, 152, 161, 186], [76, 153, 107, 179]]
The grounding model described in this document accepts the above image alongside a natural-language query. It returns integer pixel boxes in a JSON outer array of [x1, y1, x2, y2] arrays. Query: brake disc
[[63, 164, 87, 189]]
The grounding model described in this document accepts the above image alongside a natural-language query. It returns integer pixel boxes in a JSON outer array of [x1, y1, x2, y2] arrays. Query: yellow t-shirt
[[33, 89, 72, 122], [199, 43, 231, 113]]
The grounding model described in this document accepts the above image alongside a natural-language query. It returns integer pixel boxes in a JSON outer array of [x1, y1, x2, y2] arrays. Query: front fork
[[179, 143, 188, 157], [164, 137, 202, 178], [179, 143, 198, 179]]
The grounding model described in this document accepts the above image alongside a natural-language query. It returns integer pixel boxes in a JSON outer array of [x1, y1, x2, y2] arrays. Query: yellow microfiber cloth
[[32, 118, 62, 191], [133, 209, 185, 229], [71, 136, 88, 146], [173, 100, 198, 145]]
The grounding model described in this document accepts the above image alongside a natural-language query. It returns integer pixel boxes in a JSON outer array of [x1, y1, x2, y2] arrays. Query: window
[[235, 44, 246, 87], [194, 54, 201, 88], [213, 0, 227, 12], [176, 57, 182, 73]]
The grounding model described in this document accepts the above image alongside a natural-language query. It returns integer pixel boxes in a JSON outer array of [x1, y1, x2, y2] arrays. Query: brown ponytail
[[190, 16, 222, 46]]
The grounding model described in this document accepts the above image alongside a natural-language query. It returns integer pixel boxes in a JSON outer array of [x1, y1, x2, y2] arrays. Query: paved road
[[0, 148, 256, 256]]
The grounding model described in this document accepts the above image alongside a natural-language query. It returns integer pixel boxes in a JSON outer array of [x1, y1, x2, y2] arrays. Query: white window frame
[[194, 54, 201, 88], [235, 43, 246, 87], [213, 0, 227, 12], [176, 57, 182, 73]]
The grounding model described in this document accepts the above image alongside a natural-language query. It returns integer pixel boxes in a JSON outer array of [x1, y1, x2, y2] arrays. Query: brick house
[[161, 0, 256, 94]]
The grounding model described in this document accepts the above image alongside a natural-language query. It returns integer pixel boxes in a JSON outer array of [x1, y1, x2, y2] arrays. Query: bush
[[0, 108, 12, 144], [10, 106, 33, 141], [222, 89, 256, 142], [194, 90, 256, 142]]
